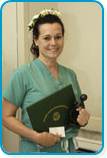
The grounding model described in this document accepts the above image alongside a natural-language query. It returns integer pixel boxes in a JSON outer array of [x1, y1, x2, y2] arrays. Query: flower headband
[[28, 8, 61, 31]]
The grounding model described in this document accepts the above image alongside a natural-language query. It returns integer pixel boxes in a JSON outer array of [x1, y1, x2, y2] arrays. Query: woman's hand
[[76, 107, 90, 126], [35, 132, 61, 147], [2, 98, 61, 147]]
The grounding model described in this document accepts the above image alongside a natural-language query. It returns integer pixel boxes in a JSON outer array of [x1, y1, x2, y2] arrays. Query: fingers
[[50, 133, 61, 143], [76, 108, 90, 126], [76, 106, 82, 112], [55, 136, 61, 143], [41, 132, 61, 146]]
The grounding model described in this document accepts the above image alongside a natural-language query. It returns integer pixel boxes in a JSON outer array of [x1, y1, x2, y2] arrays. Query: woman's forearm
[[3, 116, 61, 147], [2, 99, 61, 147], [3, 116, 38, 143]]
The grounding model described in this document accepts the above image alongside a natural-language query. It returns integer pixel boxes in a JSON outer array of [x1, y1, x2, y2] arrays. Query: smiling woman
[[2, 8, 90, 153], [35, 23, 64, 64]]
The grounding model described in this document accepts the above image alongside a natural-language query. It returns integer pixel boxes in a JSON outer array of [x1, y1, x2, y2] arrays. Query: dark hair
[[30, 14, 65, 57]]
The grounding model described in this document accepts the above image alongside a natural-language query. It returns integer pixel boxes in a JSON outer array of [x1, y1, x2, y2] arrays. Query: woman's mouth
[[48, 48, 58, 52]]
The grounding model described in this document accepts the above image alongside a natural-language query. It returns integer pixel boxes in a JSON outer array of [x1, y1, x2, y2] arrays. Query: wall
[[2, 2, 26, 152], [2, 2, 19, 152]]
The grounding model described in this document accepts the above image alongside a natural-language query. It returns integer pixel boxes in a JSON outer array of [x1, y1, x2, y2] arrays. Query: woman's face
[[35, 23, 64, 60]]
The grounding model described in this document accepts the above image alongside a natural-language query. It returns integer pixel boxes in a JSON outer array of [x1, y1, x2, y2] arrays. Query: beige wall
[[2, 2, 102, 152], [2, 2, 25, 152], [2, 2, 19, 152]]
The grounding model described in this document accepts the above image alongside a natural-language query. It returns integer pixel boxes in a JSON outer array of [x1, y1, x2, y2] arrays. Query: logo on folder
[[43, 105, 68, 123], [53, 112, 60, 121]]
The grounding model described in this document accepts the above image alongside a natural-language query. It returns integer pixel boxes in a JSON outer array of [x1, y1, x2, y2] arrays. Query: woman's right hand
[[2, 99, 61, 147], [35, 131, 61, 147]]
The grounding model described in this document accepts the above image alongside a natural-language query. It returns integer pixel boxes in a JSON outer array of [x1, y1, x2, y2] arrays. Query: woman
[[2, 9, 90, 152]]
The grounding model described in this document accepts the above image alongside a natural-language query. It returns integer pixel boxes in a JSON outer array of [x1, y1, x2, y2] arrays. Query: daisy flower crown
[[28, 8, 61, 31]]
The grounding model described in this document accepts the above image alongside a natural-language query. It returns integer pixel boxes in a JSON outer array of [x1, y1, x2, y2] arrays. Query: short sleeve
[[3, 70, 26, 108]]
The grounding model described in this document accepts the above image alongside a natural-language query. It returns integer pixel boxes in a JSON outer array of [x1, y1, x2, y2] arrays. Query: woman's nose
[[50, 38, 56, 45]]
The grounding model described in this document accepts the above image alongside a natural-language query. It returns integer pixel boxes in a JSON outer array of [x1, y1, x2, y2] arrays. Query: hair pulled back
[[30, 14, 65, 57]]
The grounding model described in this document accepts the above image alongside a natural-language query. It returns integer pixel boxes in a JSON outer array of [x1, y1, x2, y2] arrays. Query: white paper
[[49, 126, 65, 137]]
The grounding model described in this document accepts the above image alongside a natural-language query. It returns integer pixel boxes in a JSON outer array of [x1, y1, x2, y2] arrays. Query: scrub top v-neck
[[3, 58, 81, 152]]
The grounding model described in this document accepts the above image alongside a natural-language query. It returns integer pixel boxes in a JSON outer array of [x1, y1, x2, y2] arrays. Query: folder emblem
[[43, 105, 68, 123], [53, 111, 60, 121]]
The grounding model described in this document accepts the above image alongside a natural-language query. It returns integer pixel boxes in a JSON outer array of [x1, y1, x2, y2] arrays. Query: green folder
[[27, 84, 76, 132]]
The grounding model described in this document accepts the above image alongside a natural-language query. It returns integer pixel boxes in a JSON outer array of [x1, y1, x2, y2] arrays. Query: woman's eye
[[55, 36, 63, 40], [43, 36, 63, 41], [44, 37, 50, 40]]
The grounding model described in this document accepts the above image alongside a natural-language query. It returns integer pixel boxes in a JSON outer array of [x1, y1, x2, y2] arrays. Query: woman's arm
[[2, 98, 60, 147]]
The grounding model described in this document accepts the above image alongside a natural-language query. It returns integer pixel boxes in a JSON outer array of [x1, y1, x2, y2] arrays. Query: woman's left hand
[[76, 107, 90, 127]]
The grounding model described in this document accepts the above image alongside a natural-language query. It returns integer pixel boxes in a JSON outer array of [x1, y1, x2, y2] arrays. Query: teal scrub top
[[3, 59, 81, 153]]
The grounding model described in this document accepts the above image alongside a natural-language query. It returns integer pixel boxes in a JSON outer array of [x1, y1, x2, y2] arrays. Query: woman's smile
[[35, 23, 64, 60], [48, 47, 59, 52]]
